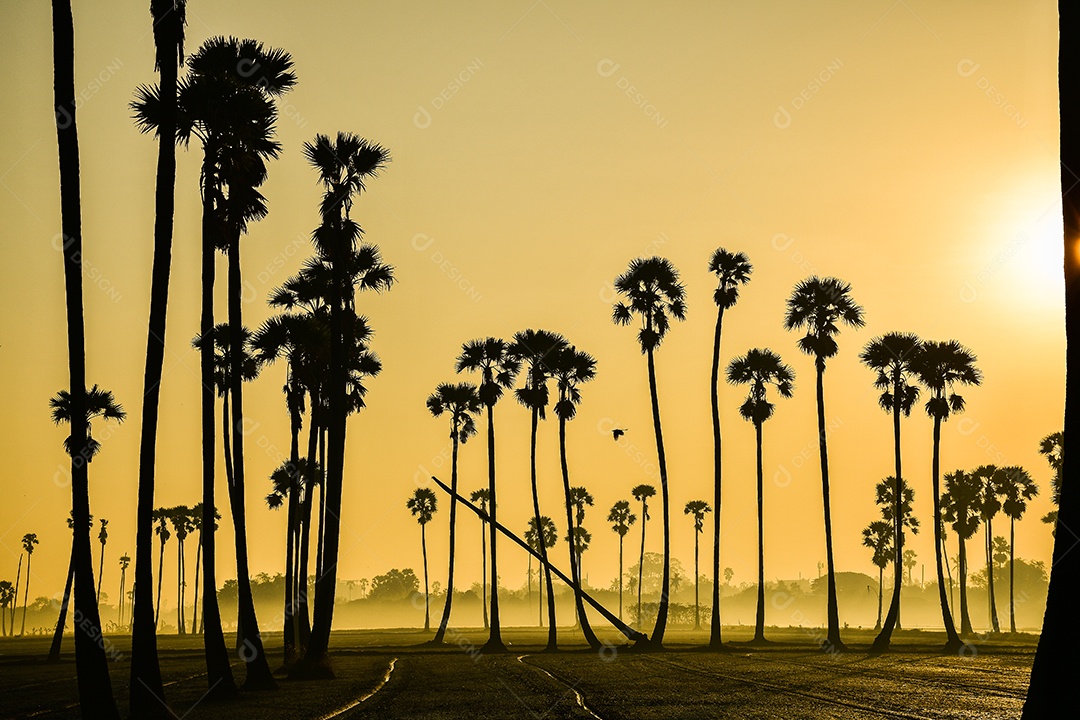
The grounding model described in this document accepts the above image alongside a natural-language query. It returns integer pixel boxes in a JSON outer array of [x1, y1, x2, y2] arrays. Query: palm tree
[[875, 476, 919, 630], [426, 383, 481, 644], [510, 329, 567, 650], [552, 346, 602, 648], [631, 484, 656, 628], [972, 466, 1004, 633], [50, 513, 86, 661], [942, 469, 982, 636], [407, 488, 438, 632], [683, 500, 712, 630], [469, 488, 491, 629], [187, 503, 216, 635], [525, 516, 558, 627], [265, 460, 305, 659], [860, 332, 921, 652], [118, 554, 130, 629], [9, 557, 21, 636], [998, 466, 1037, 633], [862, 520, 892, 631], [1037, 432, 1062, 531], [168, 507, 194, 635], [784, 276, 864, 651], [456, 338, 520, 653], [152, 510, 171, 627], [613, 257, 687, 647], [912, 339, 982, 650], [96, 520, 108, 604], [0, 580, 14, 637], [706, 248, 751, 649], [608, 501, 636, 621], [19, 534, 39, 635], [728, 348, 795, 644]]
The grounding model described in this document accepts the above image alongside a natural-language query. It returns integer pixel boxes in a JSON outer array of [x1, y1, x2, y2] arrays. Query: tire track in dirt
[[317, 656, 398, 719], [516, 655, 603, 719]]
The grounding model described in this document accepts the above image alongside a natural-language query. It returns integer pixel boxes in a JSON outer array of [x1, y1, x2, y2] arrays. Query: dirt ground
[[0, 627, 1034, 719]]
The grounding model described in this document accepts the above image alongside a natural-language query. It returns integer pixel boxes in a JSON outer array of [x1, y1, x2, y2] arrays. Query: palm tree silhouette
[[510, 329, 568, 650], [95, 519, 108, 605], [874, 476, 919, 630], [50, 512, 89, 661], [457, 338, 520, 653], [426, 383, 481, 644], [942, 469, 982, 636], [552, 346, 602, 648], [118, 554, 130, 630], [860, 332, 921, 652], [152, 509, 171, 627], [912, 339, 981, 650], [265, 459, 307, 660], [168, 507, 194, 635], [706, 248, 751, 650], [972, 465, 1005, 633], [608, 500, 636, 621], [728, 348, 795, 644], [187, 503, 217, 635], [9, 557, 21, 638], [613, 257, 687, 648], [1037, 432, 1063, 531], [631, 484, 656, 628], [469, 488, 491, 629], [0, 580, 15, 637], [525, 516, 558, 627], [998, 466, 1037, 633], [784, 276, 864, 652], [683, 500, 712, 630], [407, 488, 438, 632], [862, 520, 892, 631], [19, 533, 39, 636]]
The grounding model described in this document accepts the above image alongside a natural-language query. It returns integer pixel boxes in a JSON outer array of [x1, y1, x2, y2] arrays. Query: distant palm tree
[[525, 516, 558, 627], [913, 339, 982, 650], [95, 519, 108, 605], [469, 488, 491, 629], [998, 466, 1037, 633], [427, 383, 481, 644], [0, 580, 14, 637], [706, 248, 751, 649], [457, 338, 520, 653], [510, 329, 567, 650], [49, 512, 87, 661], [728, 348, 795, 644], [860, 332, 921, 652], [168, 507, 194, 634], [1037, 432, 1063, 531], [118, 554, 130, 629], [862, 520, 892, 630], [942, 469, 982, 636], [407, 488, 438, 631], [19, 533, 39, 635], [683, 500, 712, 630], [152, 509, 171, 627], [875, 476, 919, 629], [608, 500, 636, 621], [784, 276, 864, 651], [613, 257, 687, 648], [631, 484, 656, 627], [972, 465, 1005, 633]]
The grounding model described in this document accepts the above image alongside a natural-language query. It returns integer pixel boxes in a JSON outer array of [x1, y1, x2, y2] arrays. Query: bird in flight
[[612, 428, 628, 441]]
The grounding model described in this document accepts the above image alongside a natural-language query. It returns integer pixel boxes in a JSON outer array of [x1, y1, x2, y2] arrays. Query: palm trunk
[[177, 537, 184, 633], [618, 535, 624, 621], [480, 403, 505, 653], [422, 523, 430, 631], [873, 374, 905, 652], [96, 542, 105, 604], [753, 422, 766, 643], [191, 536, 201, 634], [637, 503, 646, 627], [298, 412, 319, 648], [118, 570, 124, 629], [433, 425, 460, 643], [20, 557, 31, 635], [316, 427, 327, 578], [155, 537, 165, 626], [943, 532, 955, 614], [875, 566, 883, 630], [282, 387, 302, 664], [959, 535, 973, 635], [986, 517, 1000, 632], [645, 348, 672, 648], [48, 547, 76, 661], [530, 408, 558, 650], [815, 361, 844, 651], [693, 528, 700, 630], [481, 507, 488, 629], [560, 413, 600, 649], [1009, 518, 1016, 633], [709, 306, 725, 649], [11, 556, 21, 633], [931, 416, 962, 649]]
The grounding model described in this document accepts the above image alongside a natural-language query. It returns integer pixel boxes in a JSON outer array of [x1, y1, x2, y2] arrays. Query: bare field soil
[[0, 627, 1035, 719]]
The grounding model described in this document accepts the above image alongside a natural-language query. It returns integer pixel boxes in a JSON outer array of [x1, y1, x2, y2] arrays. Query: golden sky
[[0, 1, 1063, 621]]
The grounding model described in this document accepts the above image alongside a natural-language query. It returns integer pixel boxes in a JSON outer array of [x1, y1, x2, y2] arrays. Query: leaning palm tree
[[942, 469, 982, 636], [608, 501, 636, 621], [49, 512, 89, 661], [784, 276, 864, 652], [998, 466, 1038, 633], [631, 484, 656, 628], [427, 383, 481, 644], [469, 488, 491, 629], [456, 338, 520, 653], [683, 500, 712, 630], [19, 534, 39, 635], [407, 488, 438, 632], [972, 466, 1004, 633], [912, 339, 982, 651], [862, 520, 893, 631], [1037, 432, 1063, 531], [613, 257, 687, 648], [552, 346, 602, 649], [860, 332, 921, 652], [706, 248, 751, 649], [510, 329, 567, 650], [728, 348, 795, 644]]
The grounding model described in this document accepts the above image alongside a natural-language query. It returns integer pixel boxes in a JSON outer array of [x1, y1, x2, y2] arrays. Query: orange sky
[[0, 1, 1062, 623]]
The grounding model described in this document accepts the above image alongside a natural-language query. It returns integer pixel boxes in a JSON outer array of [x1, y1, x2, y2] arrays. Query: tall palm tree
[[407, 488, 438, 632], [1037, 432, 1063, 530], [130, 2, 186, 712], [912, 339, 982, 650], [168, 507, 194, 635], [456, 338, 520, 653], [525, 516, 557, 627], [706, 248, 751, 650], [118, 554, 130, 629], [972, 466, 1004, 633], [265, 460, 305, 659], [96, 520, 108, 604], [552, 346, 602, 649], [631, 484, 656, 628], [998, 466, 1037, 633], [152, 510, 171, 627], [860, 332, 921, 652], [469, 488, 490, 629], [510, 329, 567, 650], [19, 534, 39, 635], [862, 520, 892, 631], [942, 469, 982, 636], [426, 383, 481, 644], [613, 257, 687, 647], [608, 500, 636, 621], [784, 276, 864, 651], [728, 348, 795, 644], [683, 500, 712, 630], [0, 580, 15, 637]]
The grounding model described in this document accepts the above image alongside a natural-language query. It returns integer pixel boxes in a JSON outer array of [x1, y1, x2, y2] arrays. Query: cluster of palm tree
[[145, 505, 214, 635]]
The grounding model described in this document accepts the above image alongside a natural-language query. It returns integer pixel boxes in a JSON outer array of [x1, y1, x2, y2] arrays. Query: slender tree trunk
[[177, 538, 184, 633], [481, 510, 488, 630], [876, 566, 883, 630], [298, 413, 318, 649], [12, 557, 21, 634], [560, 414, 600, 649], [96, 541, 105, 604], [814, 361, 845, 651], [709, 306, 725, 649], [191, 536, 200, 635], [943, 531, 955, 615], [618, 536, 624, 622], [959, 536, 973, 636], [931, 417, 962, 650], [21, 555, 31, 635], [433, 425, 459, 644], [316, 428, 326, 578], [282, 392, 301, 664], [48, 547, 76, 661], [637, 503, 646, 628], [118, 570, 124, 629], [421, 524, 430, 631], [693, 528, 700, 630], [873, 377, 904, 652], [753, 422, 766, 643], [528, 409, 558, 650], [480, 403, 505, 653], [155, 537, 165, 626], [1009, 518, 1016, 634], [646, 348, 672, 648], [986, 517, 1000, 633]]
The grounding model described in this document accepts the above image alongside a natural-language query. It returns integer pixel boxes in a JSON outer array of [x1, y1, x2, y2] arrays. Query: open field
[[0, 627, 1035, 719]]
